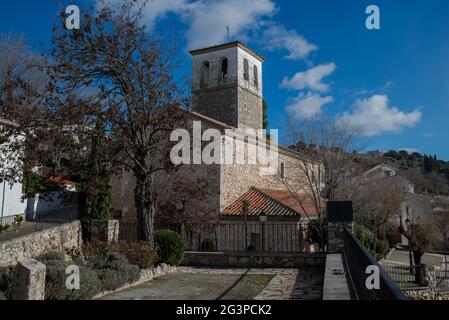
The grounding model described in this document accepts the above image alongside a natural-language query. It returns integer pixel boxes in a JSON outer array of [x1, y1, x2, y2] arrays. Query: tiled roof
[[222, 187, 319, 217]]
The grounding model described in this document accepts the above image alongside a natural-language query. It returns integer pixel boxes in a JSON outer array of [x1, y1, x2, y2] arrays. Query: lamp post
[[259, 211, 267, 252]]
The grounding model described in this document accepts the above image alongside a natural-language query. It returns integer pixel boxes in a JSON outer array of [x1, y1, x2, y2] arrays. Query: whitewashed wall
[[0, 181, 26, 220]]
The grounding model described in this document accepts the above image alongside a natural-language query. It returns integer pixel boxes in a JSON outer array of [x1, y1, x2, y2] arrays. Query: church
[[112, 41, 321, 251]]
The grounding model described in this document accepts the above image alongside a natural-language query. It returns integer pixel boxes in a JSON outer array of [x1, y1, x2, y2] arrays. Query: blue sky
[[1, 0, 448, 159]]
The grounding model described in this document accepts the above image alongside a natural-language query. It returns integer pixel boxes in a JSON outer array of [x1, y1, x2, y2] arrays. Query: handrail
[[343, 225, 407, 300]]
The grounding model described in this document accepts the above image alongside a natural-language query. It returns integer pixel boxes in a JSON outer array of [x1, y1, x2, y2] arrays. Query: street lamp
[[259, 211, 267, 252]]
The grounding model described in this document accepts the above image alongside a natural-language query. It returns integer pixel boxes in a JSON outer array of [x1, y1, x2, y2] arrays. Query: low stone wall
[[0, 221, 82, 267], [404, 288, 449, 300], [182, 251, 326, 268], [323, 254, 351, 300]]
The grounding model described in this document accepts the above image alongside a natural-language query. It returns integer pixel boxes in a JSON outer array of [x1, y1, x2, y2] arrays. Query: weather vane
[[226, 25, 230, 42]]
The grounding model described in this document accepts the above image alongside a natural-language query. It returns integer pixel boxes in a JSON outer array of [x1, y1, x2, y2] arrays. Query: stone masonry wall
[[328, 222, 353, 254], [0, 221, 82, 267], [220, 149, 316, 211], [182, 251, 326, 268]]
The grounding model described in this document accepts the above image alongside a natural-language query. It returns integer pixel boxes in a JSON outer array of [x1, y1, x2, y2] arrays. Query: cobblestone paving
[[177, 267, 324, 300]]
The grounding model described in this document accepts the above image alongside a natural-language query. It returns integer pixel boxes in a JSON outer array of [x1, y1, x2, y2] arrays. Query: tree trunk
[[413, 251, 423, 285], [134, 175, 156, 244]]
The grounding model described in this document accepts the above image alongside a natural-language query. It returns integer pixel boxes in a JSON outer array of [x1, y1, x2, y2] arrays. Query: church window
[[254, 65, 259, 88], [243, 58, 249, 80], [221, 58, 228, 79], [201, 61, 210, 88]]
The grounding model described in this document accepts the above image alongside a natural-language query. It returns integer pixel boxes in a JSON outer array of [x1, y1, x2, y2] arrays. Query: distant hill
[[353, 150, 449, 196]]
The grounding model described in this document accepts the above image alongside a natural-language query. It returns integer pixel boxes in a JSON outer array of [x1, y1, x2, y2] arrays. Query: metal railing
[[0, 207, 78, 242], [126, 222, 307, 253], [343, 225, 407, 300], [382, 265, 449, 292], [0, 213, 25, 226]]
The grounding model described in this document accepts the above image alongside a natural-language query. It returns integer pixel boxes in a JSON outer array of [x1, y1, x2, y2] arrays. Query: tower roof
[[189, 40, 265, 62]]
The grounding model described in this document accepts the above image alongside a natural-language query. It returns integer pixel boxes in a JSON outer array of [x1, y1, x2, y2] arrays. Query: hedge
[[154, 230, 185, 266]]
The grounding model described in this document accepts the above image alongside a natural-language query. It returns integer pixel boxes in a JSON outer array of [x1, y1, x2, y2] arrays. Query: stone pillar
[[11, 259, 46, 300], [90, 219, 120, 243], [327, 201, 353, 254]]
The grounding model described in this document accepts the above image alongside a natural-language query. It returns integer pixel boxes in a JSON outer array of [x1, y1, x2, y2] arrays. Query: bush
[[44, 260, 102, 300], [154, 230, 185, 266], [87, 252, 140, 292], [35, 250, 66, 262], [83, 241, 158, 269], [200, 238, 217, 252], [0, 267, 14, 300], [39, 249, 140, 299], [113, 241, 158, 269]]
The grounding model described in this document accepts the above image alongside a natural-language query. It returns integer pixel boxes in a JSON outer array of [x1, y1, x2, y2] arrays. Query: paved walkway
[[101, 267, 324, 300], [171, 267, 323, 300]]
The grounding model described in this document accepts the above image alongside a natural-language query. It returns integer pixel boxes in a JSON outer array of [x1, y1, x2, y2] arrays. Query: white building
[[0, 118, 26, 223]]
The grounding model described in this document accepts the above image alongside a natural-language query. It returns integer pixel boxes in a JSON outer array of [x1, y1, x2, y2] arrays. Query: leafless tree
[[281, 114, 362, 250], [399, 214, 436, 284], [46, 0, 186, 243]]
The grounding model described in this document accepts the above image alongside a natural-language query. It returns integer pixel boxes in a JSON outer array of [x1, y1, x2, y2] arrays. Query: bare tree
[[399, 215, 436, 285], [282, 114, 361, 250], [46, 0, 185, 243]]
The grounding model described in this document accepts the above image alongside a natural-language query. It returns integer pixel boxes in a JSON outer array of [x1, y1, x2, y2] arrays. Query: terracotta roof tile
[[222, 187, 319, 217]]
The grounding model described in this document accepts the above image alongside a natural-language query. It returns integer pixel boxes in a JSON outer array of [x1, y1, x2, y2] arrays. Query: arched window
[[201, 61, 210, 88], [243, 58, 249, 80], [221, 58, 228, 79], [253, 65, 259, 88]]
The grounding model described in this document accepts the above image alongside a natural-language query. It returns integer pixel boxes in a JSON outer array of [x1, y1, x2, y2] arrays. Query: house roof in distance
[[189, 40, 265, 62], [222, 187, 319, 217]]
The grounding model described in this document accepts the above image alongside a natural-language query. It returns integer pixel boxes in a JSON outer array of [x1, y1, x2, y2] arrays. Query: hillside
[[353, 150, 449, 196]]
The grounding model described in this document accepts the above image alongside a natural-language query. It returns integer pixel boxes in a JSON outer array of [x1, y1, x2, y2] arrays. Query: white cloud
[[103, 0, 277, 49], [262, 24, 317, 60], [338, 95, 422, 136], [281, 63, 336, 93], [286, 92, 333, 119], [185, 0, 276, 49]]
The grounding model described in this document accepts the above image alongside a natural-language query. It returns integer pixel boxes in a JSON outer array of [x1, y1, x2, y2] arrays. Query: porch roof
[[221, 187, 319, 218]]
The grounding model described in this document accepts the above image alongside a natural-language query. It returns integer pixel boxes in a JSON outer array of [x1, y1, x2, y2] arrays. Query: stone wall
[[328, 222, 353, 254], [182, 251, 325, 268], [0, 221, 82, 267], [220, 148, 315, 211], [193, 86, 238, 128]]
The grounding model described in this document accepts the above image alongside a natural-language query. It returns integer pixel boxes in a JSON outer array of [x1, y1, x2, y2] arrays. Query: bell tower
[[190, 41, 264, 130]]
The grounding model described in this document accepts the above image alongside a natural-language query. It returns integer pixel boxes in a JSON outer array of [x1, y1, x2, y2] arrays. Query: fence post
[[327, 201, 353, 254]]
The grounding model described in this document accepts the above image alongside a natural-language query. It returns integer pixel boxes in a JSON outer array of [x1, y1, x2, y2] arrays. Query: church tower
[[189, 41, 264, 130]]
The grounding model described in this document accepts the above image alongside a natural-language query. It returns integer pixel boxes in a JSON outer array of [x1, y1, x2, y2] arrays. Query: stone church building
[[112, 41, 321, 251]]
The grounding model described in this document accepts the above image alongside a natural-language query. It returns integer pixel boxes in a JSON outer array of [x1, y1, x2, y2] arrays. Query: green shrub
[[44, 260, 102, 300], [200, 238, 217, 252], [154, 230, 185, 266], [87, 252, 140, 292], [0, 267, 14, 300], [247, 244, 256, 251], [35, 250, 66, 262], [0, 291, 7, 300], [113, 241, 158, 269], [83, 241, 158, 269]]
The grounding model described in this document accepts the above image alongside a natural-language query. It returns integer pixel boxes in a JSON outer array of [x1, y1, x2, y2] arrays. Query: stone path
[[101, 267, 324, 300], [177, 267, 324, 300]]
